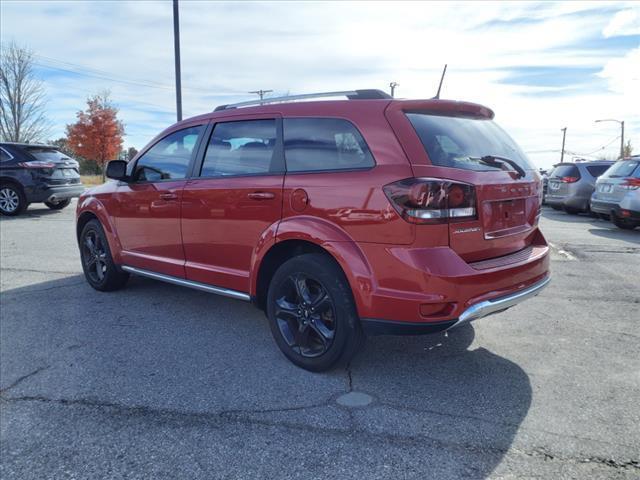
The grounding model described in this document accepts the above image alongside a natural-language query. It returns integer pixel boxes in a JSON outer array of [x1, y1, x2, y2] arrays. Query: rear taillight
[[621, 177, 640, 190], [383, 178, 477, 224], [19, 161, 56, 169], [560, 176, 579, 183]]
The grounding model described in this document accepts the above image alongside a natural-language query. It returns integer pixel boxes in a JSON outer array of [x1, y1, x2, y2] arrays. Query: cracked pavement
[[1, 202, 639, 479]]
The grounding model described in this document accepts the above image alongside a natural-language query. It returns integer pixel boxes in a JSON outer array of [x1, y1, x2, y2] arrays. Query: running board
[[121, 266, 251, 301]]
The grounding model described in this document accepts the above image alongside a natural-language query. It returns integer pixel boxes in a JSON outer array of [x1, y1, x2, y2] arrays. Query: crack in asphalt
[[2, 394, 637, 471], [0, 366, 50, 395], [0, 267, 80, 275], [0, 280, 85, 296]]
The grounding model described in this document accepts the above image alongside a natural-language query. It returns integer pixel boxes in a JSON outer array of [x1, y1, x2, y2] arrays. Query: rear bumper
[[362, 275, 550, 335], [354, 229, 551, 327], [590, 198, 618, 215], [26, 184, 85, 203], [591, 198, 640, 219], [545, 193, 588, 210]]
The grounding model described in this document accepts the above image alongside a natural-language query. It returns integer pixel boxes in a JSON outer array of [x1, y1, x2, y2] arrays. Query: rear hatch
[[546, 164, 580, 198], [21, 147, 81, 185], [385, 101, 542, 262], [595, 160, 639, 202]]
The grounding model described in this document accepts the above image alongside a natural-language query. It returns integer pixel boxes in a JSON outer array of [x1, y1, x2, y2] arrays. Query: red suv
[[76, 90, 550, 371]]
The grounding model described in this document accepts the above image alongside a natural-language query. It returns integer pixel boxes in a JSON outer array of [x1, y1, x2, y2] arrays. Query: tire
[[80, 219, 129, 291], [45, 198, 71, 210], [266, 253, 364, 372], [612, 214, 638, 230], [0, 183, 27, 216], [564, 206, 581, 215]]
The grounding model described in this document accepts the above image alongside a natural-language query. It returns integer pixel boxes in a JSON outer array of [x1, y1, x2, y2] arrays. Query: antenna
[[435, 64, 447, 99]]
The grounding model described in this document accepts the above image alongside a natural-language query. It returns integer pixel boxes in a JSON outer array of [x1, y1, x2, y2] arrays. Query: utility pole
[[560, 127, 567, 163], [595, 119, 625, 159], [249, 89, 273, 102], [389, 82, 399, 98], [173, 0, 182, 122]]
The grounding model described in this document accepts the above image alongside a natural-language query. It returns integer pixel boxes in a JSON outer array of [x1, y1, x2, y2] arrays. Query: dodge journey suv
[[76, 90, 550, 371]]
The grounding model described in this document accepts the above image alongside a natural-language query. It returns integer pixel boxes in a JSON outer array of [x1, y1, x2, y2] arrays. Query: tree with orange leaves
[[66, 92, 124, 177]]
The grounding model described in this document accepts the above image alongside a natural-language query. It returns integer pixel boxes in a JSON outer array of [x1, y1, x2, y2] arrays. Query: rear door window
[[0, 147, 12, 162], [406, 113, 535, 172], [199, 119, 277, 177], [283, 118, 374, 172], [585, 165, 610, 177]]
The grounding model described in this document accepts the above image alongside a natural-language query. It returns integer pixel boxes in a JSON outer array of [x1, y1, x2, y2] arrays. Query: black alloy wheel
[[266, 253, 364, 372], [273, 273, 336, 358], [80, 219, 129, 291]]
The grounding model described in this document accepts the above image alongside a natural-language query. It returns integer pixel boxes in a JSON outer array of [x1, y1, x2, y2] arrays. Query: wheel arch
[[76, 197, 124, 263], [251, 233, 374, 317]]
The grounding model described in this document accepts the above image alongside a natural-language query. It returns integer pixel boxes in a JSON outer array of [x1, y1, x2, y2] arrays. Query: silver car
[[591, 157, 640, 230], [545, 161, 614, 214]]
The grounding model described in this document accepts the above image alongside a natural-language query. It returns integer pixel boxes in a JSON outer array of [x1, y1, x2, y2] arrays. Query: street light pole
[[173, 0, 182, 122], [560, 127, 567, 163], [389, 82, 399, 98], [595, 119, 625, 159]]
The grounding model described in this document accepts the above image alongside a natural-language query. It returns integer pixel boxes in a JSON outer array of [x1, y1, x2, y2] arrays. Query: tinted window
[[0, 148, 12, 162], [585, 165, 610, 177], [601, 160, 639, 178], [406, 113, 535, 172], [200, 120, 277, 177], [134, 126, 202, 181], [283, 118, 374, 172], [550, 165, 580, 178], [23, 147, 72, 162]]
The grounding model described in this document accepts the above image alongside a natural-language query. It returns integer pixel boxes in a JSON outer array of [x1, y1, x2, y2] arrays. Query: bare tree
[[0, 42, 51, 142]]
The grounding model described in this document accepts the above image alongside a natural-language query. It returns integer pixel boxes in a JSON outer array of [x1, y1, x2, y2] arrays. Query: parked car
[[545, 160, 614, 214], [591, 156, 640, 230], [76, 89, 550, 371], [541, 167, 553, 204], [0, 143, 84, 216]]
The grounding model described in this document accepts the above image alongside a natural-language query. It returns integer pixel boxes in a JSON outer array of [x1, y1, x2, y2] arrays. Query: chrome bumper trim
[[121, 266, 251, 301], [448, 275, 550, 330]]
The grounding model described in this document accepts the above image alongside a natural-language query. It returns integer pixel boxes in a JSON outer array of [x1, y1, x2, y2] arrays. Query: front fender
[[77, 195, 123, 264]]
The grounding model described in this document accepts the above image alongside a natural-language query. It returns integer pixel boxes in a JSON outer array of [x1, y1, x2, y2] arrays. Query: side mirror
[[105, 160, 128, 181]]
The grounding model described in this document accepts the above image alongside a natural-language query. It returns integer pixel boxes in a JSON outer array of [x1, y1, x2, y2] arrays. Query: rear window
[[406, 113, 535, 172], [23, 147, 72, 162], [585, 165, 611, 177], [283, 118, 374, 172], [550, 165, 580, 178], [600, 160, 639, 178]]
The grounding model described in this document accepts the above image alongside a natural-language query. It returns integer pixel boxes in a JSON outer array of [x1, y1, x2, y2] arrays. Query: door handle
[[247, 192, 275, 200], [160, 193, 178, 201]]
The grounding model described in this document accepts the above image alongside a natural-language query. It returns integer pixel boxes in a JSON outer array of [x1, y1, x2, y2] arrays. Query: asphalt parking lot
[[1, 201, 638, 479]]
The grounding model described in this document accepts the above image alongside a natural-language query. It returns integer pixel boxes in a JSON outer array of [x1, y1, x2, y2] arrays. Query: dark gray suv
[[545, 160, 614, 214], [0, 143, 84, 216]]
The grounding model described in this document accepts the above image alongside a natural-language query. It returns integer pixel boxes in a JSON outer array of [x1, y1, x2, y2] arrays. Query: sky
[[1, 0, 639, 169]]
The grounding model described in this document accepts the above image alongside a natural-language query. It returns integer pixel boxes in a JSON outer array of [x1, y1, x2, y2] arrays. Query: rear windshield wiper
[[470, 155, 526, 179]]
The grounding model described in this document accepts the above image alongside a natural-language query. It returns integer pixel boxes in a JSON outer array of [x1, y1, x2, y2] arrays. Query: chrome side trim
[[121, 266, 251, 301], [448, 275, 550, 330]]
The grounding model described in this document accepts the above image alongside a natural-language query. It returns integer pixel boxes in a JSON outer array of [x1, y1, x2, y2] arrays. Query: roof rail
[[214, 89, 392, 112]]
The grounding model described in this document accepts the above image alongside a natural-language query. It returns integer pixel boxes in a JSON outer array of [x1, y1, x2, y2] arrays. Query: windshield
[[406, 113, 535, 172], [23, 147, 73, 162], [600, 160, 639, 178]]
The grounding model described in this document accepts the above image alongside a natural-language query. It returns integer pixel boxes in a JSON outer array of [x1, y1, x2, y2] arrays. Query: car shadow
[[1, 275, 531, 478], [350, 325, 531, 476], [588, 227, 640, 243], [0, 206, 70, 221]]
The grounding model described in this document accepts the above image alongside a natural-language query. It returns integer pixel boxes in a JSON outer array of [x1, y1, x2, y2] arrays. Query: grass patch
[[80, 175, 104, 186]]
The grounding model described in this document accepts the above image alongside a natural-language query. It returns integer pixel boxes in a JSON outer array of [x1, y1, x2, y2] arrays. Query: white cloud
[[603, 6, 640, 37]]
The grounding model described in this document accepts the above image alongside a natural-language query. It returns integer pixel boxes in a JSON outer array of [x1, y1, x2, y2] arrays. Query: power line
[[34, 54, 246, 96]]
